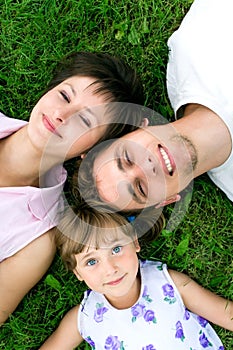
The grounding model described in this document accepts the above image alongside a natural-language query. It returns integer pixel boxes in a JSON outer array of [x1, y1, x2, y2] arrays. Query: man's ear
[[155, 194, 181, 209], [141, 118, 149, 127], [134, 238, 141, 252], [73, 268, 83, 281]]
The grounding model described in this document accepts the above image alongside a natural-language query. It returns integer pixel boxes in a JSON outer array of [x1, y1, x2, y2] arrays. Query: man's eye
[[137, 181, 146, 197], [60, 91, 70, 103], [87, 259, 97, 266], [124, 150, 132, 165], [112, 246, 122, 254]]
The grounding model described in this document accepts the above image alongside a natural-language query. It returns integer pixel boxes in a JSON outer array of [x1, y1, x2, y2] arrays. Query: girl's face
[[74, 229, 140, 309], [28, 76, 110, 160]]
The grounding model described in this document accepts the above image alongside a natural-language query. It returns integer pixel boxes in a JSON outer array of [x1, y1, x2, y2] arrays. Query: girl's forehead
[[82, 227, 134, 251]]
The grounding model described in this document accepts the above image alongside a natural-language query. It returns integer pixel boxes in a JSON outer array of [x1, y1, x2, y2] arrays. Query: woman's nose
[[52, 108, 73, 124]]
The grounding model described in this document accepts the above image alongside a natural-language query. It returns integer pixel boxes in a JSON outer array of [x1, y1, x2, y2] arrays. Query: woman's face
[[28, 76, 110, 160]]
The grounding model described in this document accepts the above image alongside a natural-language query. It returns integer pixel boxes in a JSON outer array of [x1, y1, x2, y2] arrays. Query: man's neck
[[173, 103, 232, 176]]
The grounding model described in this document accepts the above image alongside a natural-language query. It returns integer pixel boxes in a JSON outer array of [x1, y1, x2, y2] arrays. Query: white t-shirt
[[166, 0, 233, 202]]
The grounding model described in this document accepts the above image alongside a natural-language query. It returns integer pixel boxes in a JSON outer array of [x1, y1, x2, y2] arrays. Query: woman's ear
[[80, 153, 86, 159], [73, 268, 83, 281], [141, 118, 149, 127]]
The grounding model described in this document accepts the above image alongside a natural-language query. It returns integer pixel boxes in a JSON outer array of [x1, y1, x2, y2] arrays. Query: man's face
[[93, 125, 197, 210]]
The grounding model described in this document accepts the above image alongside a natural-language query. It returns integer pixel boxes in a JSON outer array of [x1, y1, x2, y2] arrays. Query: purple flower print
[[131, 303, 145, 319], [175, 321, 185, 342], [218, 347, 225, 350], [142, 285, 148, 298], [85, 336, 95, 348], [162, 283, 176, 304], [104, 335, 122, 350], [144, 309, 157, 324], [142, 345, 157, 350], [94, 303, 108, 323], [184, 308, 190, 320], [199, 333, 213, 348], [142, 285, 152, 303], [197, 316, 208, 328], [162, 283, 174, 297]]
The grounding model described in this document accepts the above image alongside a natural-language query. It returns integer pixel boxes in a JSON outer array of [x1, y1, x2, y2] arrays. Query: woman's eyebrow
[[63, 83, 76, 96]]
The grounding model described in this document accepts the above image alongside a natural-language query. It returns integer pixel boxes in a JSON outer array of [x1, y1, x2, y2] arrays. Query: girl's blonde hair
[[55, 204, 165, 271]]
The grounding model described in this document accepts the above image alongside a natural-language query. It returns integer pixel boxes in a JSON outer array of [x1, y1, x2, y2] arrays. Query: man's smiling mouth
[[159, 145, 173, 175]]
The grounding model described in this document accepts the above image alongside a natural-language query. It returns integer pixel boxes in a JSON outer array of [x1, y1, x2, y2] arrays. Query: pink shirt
[[0, 113, 67, 261]]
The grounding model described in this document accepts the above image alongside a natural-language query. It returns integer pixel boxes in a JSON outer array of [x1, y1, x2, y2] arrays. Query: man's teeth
[[160, 147, 173, 174]]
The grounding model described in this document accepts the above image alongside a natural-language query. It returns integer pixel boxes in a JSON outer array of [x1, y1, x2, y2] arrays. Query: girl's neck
[[0, 126, 57, 187], [105, 274, 141, 310]]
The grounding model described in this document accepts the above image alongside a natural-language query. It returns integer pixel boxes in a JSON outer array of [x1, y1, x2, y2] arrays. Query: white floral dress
[[78, 260, 224, 350]]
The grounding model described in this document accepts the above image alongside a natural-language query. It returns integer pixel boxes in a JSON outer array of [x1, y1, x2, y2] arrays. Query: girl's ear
[[73, 268, 83, 281], [141, 118, 149, 127], [134, 238, 141, 252]]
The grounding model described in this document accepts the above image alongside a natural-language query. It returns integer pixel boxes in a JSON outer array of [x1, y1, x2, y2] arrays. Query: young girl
[[0, 51, 146, 324], [40, 206, 232, 349]]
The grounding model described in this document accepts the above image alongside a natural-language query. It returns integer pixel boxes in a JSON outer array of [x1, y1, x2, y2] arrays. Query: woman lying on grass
[[0, 51, 146, 324]]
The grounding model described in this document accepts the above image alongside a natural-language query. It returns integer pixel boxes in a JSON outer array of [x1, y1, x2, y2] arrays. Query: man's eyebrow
[[116, 156, 124, 172]]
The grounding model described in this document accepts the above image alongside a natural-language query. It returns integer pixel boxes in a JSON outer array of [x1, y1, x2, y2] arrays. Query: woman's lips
[[42, 115, 62, 137]]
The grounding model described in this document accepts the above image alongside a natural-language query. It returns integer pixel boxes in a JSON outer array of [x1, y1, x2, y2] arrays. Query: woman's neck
[[0, 125, 57, 187]]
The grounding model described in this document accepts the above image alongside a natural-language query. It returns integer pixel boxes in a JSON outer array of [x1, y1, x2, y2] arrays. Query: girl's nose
[[104, 258, 118, 276]]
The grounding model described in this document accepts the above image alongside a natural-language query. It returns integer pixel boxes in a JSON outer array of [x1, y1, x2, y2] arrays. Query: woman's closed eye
[[60, 90, 70, 103]]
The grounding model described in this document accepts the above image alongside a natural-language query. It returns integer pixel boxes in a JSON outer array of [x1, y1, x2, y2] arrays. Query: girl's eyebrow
[[79, 250, 97, 262]]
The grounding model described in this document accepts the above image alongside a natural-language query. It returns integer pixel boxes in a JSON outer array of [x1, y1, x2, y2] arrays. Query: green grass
[[1, 0, 233, 348]]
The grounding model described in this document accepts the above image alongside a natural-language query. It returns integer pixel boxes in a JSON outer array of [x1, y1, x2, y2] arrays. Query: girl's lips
[[42, 115, 62, 137], [158, 144, 176, 176], [106, 275, 125, 286]]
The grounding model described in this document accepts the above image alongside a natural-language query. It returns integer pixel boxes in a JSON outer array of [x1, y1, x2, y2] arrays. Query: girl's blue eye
[[112, 246, 122, 254], [87, 259, 97, 266]]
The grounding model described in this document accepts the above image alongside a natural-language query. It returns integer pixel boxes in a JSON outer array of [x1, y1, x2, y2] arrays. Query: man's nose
[[128, 158, 156, 179]]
